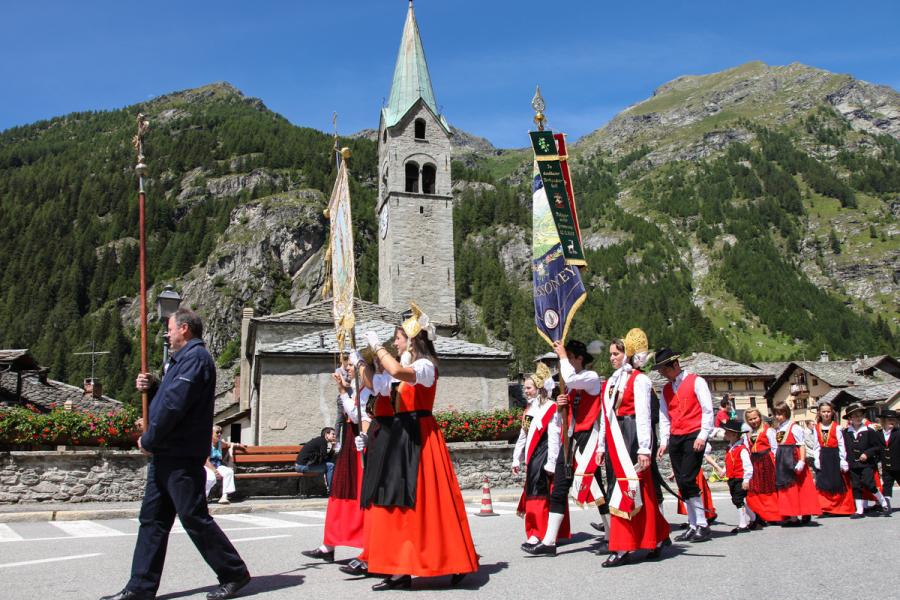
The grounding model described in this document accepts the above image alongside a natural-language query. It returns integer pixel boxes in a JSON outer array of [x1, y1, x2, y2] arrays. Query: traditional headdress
[[624, 328, 651, 368], [401, 302, 436, 341], [530, 362, 554, 394]]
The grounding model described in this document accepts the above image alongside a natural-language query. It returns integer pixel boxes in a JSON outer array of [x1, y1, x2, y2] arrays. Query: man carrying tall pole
[[133, 114, 150, 430]]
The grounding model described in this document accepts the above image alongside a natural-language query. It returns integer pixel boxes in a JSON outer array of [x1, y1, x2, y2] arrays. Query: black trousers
[[882, 468, 900, 498], [549, 430, 608, 515], [848, 464, 879, 499], [127, 456, 248, 594], [727, 479, 748, 508], [668, 431, 704, 499]]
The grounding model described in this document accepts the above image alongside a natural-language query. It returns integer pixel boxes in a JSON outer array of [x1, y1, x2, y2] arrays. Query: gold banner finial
[[531, 85, 546, 131]]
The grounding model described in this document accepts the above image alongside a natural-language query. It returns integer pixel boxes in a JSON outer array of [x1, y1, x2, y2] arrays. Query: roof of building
[[765, 360, 899, 399], [259, 319, 510, 359], [751, 361, 791, 378], [819, 380, 900, 406], [0, 349, 41, 371], [680, 352, 771, 379], [253, 299, 403, 326], [382, 2, 449, 132], [0, 371, 122, 413]]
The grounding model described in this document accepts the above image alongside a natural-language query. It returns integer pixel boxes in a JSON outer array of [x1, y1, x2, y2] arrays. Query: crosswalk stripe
[[230, 534, 292, 543], [49, 521, 128, 538], [0, 524, 24, 542], [215, 514, 309, 528], [0, 552, 103, 569], [466, 506, 516, 515], [130, 518, 185, 533], [280, 511, 326, 519]]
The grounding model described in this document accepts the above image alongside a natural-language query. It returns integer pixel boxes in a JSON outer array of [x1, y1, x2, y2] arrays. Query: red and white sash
[[571, 422, 603, 507], [524, 400, 557, 466], [602, 367, 642, 520]]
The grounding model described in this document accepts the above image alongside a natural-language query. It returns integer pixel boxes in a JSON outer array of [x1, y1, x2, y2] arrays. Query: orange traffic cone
[[476, 476, 498, 517]]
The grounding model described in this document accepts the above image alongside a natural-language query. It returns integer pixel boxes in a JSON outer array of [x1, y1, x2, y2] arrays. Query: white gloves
[[814, 458, 821, 471], [840, 460, 849, 472], [349, 349, 364, 367], [364, 331, 381, 350], [794, 461, 806, 474], [354, 433, 368, 451]]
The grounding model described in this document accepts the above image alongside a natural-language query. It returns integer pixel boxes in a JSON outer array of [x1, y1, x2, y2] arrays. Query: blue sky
[[2, 1, 898, 148]]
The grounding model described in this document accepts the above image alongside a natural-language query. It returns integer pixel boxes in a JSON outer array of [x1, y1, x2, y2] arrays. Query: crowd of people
[[511, 329, 898, 567]]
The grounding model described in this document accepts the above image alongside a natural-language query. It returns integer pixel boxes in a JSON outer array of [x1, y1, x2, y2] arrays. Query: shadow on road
[[404, 561, 509, 591], [157, 573, 305, 599]]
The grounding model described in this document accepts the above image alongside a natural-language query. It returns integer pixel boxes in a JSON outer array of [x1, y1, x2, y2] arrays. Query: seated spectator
[[296, 427, 337, 492], [204, 425, 246, 504]]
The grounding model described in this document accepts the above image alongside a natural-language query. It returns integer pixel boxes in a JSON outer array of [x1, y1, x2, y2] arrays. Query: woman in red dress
[[809, 401, 855, 515], [744, 408, 780, 525], [772, 400, 822, 525], [360, 304, 478, 590], [595, 331, 670, 567]]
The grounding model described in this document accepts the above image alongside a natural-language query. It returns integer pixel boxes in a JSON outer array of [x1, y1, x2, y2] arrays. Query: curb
[[0, 492, 522, 523]]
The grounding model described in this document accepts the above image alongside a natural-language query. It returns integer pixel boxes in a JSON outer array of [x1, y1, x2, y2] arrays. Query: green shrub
[[0, 405, 139, 448], [434, 408, 523, 443]]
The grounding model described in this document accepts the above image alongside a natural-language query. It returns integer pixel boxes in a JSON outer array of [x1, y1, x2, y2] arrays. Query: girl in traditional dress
[[809, 401, 855, 516], [301, 361, 371, 563], [772, 400, 822, 525], [512, 363, 570, 549], [744, 408, 779, 526], [595, 331, 670, 567], [360, 304, 478, 590]]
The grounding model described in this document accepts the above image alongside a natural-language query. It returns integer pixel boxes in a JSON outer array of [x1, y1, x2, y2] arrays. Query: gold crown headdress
[[531, 362, 552, 391], [624, 328, 651, 368], [401, 302, 436, 341]]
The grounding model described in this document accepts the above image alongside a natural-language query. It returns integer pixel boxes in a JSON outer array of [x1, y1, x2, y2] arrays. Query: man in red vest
[[653, 348, 714, 542]]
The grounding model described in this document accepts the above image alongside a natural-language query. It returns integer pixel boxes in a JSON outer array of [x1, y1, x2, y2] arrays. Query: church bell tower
[[377, 1, 456, 326]]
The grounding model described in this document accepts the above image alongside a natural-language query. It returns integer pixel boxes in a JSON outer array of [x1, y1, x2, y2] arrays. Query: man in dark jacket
[[100, 308, 251, 600], [843, 402, 889, 518], [295, 427, 337, 491]]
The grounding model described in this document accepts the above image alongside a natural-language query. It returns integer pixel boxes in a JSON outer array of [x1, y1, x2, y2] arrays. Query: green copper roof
[[383, 2, 449, 131]]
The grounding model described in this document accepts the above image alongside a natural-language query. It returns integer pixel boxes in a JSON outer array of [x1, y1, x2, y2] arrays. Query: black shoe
[[674, 528, 695, 542], [450, 573, 467, 586], [850, 513, 865, 519], [749, 519, 765, 530], [881, 507, 892, 517], [520, 541, 538, 552], [339, 559, 368, 576], [206, 574, 251, 600], [522, 542, 557, 556], [679, 522, 690, 530], [646, 544, 666, 560], [662, 537, 672, 547], [99, 590, 155, 600], [590, 521, 605, 533], [800, 515, 812, 524], [372, 575, 412, 591], [731, 527, 750, 534], [301, 548, 334, 562], [602, 552, 629, 568], [691, 526, 712, 542]]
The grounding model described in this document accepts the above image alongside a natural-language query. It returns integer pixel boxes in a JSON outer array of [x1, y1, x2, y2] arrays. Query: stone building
[[377, 0, 456, 326]]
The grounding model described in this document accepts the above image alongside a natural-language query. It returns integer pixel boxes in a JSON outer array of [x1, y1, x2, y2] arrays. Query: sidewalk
[[0, 487, 526, 523]]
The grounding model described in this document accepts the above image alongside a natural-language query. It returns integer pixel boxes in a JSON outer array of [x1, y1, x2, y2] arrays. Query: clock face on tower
[[379, 204, 390, 240]]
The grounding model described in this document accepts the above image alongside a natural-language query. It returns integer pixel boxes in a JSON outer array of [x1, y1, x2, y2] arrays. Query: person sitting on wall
[[204, 425, 246, 504], [295, 427, 337, 493]]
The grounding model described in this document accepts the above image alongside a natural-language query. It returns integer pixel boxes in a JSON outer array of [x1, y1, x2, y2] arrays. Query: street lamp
[[156, 285, 182, 367]]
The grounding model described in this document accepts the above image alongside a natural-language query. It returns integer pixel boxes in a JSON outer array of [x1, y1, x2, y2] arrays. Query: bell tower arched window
[[421, 163, 436, 194], [405, 162, 420, 193], [414, 118, 426, 140]]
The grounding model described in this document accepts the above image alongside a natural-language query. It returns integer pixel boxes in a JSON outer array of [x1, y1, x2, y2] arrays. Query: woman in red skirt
[[595, 331, 670, 567], [772, 400, 822, 525], [360, 304, 478, 590], [744, 408, 780, 526], [809, 401, 855, 515]]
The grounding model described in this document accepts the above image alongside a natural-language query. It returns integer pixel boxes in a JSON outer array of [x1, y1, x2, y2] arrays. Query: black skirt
[[331, 420, 360, 500], [815, 447, 846, 494], [525, 434, 551, 498], [775, 445, 799, 490], [604, 415, 639, 493], [359, 411, 425, 509]]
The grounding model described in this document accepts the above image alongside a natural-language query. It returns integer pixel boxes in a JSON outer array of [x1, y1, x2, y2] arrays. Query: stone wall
[[0, 450, 147, 504]]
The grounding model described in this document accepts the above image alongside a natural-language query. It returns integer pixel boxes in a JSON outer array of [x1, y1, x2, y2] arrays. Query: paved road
[[1, 495, 897, 599]]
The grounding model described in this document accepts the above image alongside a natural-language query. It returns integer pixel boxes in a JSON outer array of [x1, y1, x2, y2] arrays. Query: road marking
[[0, 524, 24, 542], [0, 552, 103, 569], [130, 518, 185, 533], [280, 510, 327, 519], [215, 514, 311, 528], [467, 506, 516, 515], [49, 521, 128, 538], [230, 534, 292, 543]]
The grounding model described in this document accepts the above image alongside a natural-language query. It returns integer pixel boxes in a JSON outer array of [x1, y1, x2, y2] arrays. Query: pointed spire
[[383, 1, 447, 130]]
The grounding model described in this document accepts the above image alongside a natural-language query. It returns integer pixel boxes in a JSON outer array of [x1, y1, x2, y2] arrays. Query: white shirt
[[339, 390, 372, 424], [657, 369, 714, 446], [558, 358, 602, 396], [512, 398, 561, 473], [808, 422, 848, 471], [411, 358, 435, 388], [597, 367, 652, 456], [371, 372, 392, 397]]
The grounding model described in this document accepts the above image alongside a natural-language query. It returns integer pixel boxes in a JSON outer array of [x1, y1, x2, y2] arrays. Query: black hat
[[879, 409, 899, 420], [651, 348, 680, 371], [721, 419, 744, 434], [843, 402, 867, 419], [565, 340, 594, 365]]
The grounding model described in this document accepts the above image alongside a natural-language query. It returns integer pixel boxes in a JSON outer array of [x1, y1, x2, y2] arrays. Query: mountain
[[0, 63, 897, 404]]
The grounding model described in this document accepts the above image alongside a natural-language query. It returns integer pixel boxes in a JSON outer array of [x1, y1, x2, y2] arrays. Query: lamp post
[[156, 285, 182, 368]]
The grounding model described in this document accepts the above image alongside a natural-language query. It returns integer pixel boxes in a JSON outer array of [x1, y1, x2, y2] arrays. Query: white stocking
[[690, 496, 708, 527], [541, 512, 564, 546]]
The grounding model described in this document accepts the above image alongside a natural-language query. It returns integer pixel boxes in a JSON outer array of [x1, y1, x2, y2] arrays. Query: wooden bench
[[231, 445, 325, 496]]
